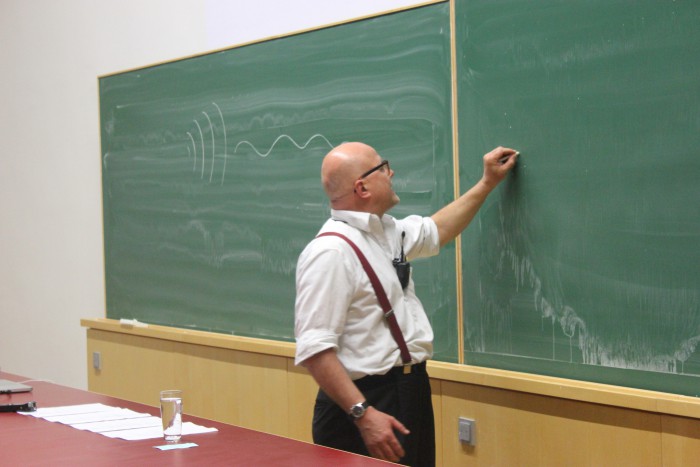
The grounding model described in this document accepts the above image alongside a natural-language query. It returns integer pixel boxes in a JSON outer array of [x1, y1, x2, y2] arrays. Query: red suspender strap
[[317, 231, 412, 365]]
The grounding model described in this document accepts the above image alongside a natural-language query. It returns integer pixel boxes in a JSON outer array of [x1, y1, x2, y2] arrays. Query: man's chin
[[388, 194, 400, 210]]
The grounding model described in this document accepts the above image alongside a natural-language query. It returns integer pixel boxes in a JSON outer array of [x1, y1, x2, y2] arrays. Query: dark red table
[[0, 372, 390, 466]]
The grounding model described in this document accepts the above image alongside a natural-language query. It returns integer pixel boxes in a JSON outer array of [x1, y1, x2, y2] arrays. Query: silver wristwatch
[[348, 401, 369, 420]]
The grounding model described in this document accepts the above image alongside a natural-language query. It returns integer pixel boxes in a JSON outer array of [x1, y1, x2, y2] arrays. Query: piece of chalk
[[119, 318, 148, 328], [499, 151, 519, 164]]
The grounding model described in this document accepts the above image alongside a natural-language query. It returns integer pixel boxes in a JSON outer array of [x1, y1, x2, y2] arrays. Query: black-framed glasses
[[358, 160, 390, 179]]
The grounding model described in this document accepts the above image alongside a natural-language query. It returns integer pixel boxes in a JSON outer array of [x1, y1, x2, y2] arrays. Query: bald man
[[294, 142, 518, 465]]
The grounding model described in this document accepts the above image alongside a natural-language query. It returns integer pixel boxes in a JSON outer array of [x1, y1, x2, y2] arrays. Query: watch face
[[350, 404, 365, 418], [351, 403, 366, 418]]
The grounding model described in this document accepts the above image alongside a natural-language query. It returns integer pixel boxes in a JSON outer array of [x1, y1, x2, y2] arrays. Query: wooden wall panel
[[286, 361, 317, 442], [84, 320, 700, 465], [439, 382, 661, 466], [661, 415, 700, 466], [87, 328, 290, 436]]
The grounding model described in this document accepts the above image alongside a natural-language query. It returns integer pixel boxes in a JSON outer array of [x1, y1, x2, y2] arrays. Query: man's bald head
[[320, 142, 399, 215], [321, 142, 378, 202]]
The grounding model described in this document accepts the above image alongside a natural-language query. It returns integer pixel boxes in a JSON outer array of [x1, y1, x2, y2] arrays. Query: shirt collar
[[330, 209, 396, 234]]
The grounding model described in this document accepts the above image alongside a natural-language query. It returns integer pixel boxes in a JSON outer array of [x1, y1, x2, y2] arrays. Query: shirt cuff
[[294, 330, 339, 366]]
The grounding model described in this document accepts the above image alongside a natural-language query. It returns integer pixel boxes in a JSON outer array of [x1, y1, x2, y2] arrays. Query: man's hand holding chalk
[[481, 146, 519, 188]]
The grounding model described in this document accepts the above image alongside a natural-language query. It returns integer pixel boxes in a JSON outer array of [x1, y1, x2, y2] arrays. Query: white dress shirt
[[294, 209, 440, 380]]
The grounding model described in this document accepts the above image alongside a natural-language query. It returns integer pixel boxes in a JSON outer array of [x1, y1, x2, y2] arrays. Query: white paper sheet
[[21, 403, 112, 418], [101, 422, 218, 441], [19, 403, 218, 441], [45, 408, 150, 425], [73, 415, 162, 433]]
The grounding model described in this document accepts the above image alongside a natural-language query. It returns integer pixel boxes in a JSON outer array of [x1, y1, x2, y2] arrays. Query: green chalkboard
[[457, 0, 700, 395], [100, 3, 459, 361]]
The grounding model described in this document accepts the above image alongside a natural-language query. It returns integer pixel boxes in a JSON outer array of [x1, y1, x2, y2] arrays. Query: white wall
[[0, 0, 425, 389]]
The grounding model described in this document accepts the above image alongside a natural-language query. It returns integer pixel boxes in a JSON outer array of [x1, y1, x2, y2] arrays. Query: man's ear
[[354, 180, 370, 198]]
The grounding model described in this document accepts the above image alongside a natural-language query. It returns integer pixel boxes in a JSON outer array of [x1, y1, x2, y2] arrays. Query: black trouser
[[312, 361, 435, 467]]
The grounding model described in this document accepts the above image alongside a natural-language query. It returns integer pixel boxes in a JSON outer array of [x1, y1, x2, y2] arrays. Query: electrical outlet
[[458, 417, 475, 446], [92, 351, 102, 371]]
